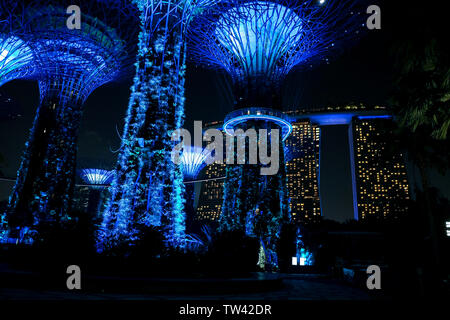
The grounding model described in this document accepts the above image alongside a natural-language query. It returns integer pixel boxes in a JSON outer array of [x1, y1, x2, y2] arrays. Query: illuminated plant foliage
[[98, 0, 218, 252]]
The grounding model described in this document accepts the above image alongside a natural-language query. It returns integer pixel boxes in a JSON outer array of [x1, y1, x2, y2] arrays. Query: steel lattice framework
[[180, 146, 209, 180], [189, 0, 365, 96], [3, 0, 139, 243], [0, 0, 39, 87]]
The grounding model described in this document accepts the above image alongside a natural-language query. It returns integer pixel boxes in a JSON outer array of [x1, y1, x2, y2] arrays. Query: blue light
[[309, 113, 356, 125], [98, 0, 220, 252], [357, 115, 392, 120], [223, 114, 293, 141], [215, 1, 302, 79], [80, 169, 114, 185], [0, 35, 35, 87], [4, 1, 139, 244], [189, 0, 364, 88], [180, 147, 210, 180]]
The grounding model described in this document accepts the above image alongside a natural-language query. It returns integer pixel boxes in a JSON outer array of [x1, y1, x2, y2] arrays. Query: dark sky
[[0, 0, 448, 218]]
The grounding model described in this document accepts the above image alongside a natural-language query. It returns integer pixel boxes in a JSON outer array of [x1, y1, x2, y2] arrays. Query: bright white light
[[291, 257, 297, 265], [80, 168, 114, 185], [299, 257, 306, 266], [0, 49, 8, 61], [180, 147, 210, 180], [319, 0, 325, 5]]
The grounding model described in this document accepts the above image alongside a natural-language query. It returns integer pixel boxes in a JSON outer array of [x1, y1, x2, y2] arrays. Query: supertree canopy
[[79, 168, 114, 218], [188, 0, 365, 270], [3, 0, 139, 243], [189, 0, 365, 106], [80, 169, 114, 186], [0, 1, 39, 87], [179, 146, 209, 233], [98, 0, 219, 252], [180, 146, 209, 180]]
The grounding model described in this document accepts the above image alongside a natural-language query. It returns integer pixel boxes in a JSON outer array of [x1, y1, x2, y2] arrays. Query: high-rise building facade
[[195, 118, 323, 223], [285, 120, 321, 222], [196, 162, 226, 221], [195, 107, 411, 224], [72, 186, 91, 213], [349, 117, 410, 220]]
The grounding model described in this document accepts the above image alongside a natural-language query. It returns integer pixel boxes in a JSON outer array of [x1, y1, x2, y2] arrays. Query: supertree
[[0, 1, 41, 242], [180, 146, 209, 231], [180, 146, 209, 181], [0, 1, 40, 91], [188, 0, 365, 269], [98, 0, 219, 252], [3, 0, 139, 243], [80, 168, 114, 186], [79, 168, 114, 217]]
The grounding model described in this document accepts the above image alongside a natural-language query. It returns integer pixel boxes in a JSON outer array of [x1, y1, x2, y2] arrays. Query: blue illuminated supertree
[[80, 169, 115, 187], [188, 0, 365, 269], [180, 146, 209, 181], [79, 168, 114, 217], [98, 0, 219, 252], [180, 147, 209, 231], [0, 1, 42, 243], [0, 1, 39, 88], [3, 0, 139, 243]]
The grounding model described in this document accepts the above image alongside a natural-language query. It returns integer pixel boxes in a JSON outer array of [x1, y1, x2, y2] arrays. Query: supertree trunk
[[6, 79, 83, 241], [98, 12, 186, 251], [220, 126, 289, 270]]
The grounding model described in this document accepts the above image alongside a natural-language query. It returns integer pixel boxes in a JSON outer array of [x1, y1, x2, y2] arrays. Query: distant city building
[[349, 117, 410, 220], [285, 120, 321, 222], [196, 162, 225, 221], [195, 105, 411, 223], [72, 186, 91, 213], [196, 119, 323, 223]]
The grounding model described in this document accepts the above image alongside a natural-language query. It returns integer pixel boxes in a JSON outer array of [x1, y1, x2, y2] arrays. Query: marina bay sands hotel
[[195, 105, 410, 223]]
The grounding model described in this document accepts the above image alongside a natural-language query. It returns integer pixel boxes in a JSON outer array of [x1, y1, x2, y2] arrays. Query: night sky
[[0, 1, 448, 220]]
